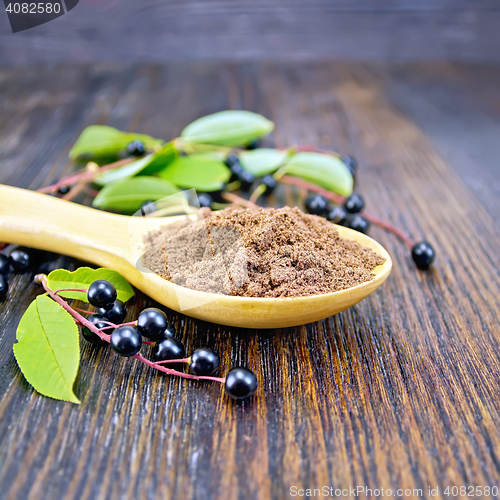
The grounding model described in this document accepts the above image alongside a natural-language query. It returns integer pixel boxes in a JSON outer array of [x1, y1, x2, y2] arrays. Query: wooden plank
[[0, 62, 499, 500], [1, 2, 500, 64]]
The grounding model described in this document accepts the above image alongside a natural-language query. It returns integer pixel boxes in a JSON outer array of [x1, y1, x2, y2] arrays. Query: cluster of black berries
[[305, 191, 369, 234], [306, 155, 435, 270], [85, 279, 257, 400], [191, 152, 276, 209], [225, 154, 276, 196], [0, 246, 38, 302]]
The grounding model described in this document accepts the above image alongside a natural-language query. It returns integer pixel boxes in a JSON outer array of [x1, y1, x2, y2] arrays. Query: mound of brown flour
[[142, 206, 385, 298]]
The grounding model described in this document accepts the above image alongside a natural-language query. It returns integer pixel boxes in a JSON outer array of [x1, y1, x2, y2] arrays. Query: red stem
[[37, 157, 135, 194], [278, 175, 415, 248], [35, 275, 225, 384], [221, 192, 259, 209], [138, 354, 225, 383]]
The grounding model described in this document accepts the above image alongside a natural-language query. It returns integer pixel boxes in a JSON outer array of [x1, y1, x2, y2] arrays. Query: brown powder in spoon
[[142, 206, 385, 298]]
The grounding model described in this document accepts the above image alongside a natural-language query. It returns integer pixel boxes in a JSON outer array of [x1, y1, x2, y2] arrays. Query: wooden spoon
[[0, 185, 392, 328]]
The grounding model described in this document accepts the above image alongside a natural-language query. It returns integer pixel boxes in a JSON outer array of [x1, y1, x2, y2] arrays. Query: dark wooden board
[[0, 62, 499, 500], [1, 1, 500, 64]]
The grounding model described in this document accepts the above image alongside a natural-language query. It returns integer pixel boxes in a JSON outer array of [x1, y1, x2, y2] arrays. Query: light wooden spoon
[[0, 185, 391, 328]]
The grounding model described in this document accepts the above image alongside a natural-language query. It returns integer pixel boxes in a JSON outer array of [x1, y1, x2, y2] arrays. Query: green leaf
[[93, 177, 179, 213], [240, 148, 290, 177], [47, 267, 135, 303], [69, 125, 163, 160], [180, 111, 274, 147], [94, 142, 178, 186], [158, 154, 231, 192], [13, 295, 80, 404], [283, 152, 353, 197]]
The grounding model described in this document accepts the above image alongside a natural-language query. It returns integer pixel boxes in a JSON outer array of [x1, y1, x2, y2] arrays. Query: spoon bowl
[[0, 185, 392, 328]]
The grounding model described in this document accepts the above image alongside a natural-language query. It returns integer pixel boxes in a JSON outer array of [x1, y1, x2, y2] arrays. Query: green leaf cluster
[[68, 111, 354, 213]]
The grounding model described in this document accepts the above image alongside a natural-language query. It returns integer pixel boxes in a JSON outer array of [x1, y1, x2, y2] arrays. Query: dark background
[[1, 0, 500, 64]]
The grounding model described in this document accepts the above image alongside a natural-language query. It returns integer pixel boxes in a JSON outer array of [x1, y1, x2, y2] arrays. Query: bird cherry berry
[[189, 348, 220, 376], [153, 337, 186, 362], [87, 280, 117, 309], [327, 205, 348, 225], [82, 314, 112, 345], [261, 175, 277, 196], [9, 247, 35, 273], [342, 155, 357, 177], [127, 140, 145, 157], [97, 300, 127, 324], [110, 326, 142, 357], [0, 275, 8, 302], [305, 193, 328, 217], [412, 241, 436, 270], [346, 214, 370, 234], [0, 254, 9, 276], [197, 193, 213, 208], [225, 367, 258, 400], [344, 193, 364, 214], [137, 307, 169, 340]]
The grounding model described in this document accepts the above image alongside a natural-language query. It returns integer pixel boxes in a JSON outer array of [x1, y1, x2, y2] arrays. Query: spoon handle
[[0, 184, 131, 266]]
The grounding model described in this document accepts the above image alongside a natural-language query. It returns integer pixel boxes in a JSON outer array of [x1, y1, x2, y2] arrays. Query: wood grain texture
[[0, 62, 499, 500], [1, 1, 500, 64]]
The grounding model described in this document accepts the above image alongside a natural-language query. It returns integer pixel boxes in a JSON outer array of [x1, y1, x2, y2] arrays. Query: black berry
[[225, 367, 258, 400], [57, 185, 70, 195], [225, 154, 240, 168], [229, 162, 244, 183], [127, 140, 145, 157], [246, 140, 259, 150], [87, 280, 117, 309], [9, 247, 34, 273], [239, 170, 255, 192], [82, 314, 111, 345], [0, 275, 8, 301], [110, 326, 142, 357], [97, 300, 127, 324], [0, 255, 9, 276], [305, 193, 328, 216], [344, 193, 364, 214], [140, 201, 156, 215], [189, 348, 220, 376], [261, 175, 277, 196], [412, 241, 436, 270], [153, 337, 186, 362], [342, 155, 357, 176], [346, 214, 370, 234], [197, 193, 213, 208], [327, 205, 348, 225], [137, 307, 169, 340]]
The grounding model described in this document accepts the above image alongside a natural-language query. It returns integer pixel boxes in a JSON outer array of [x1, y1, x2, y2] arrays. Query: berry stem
[[137, 353, 225, 383], [37, 157, 135, 195], [221, 192, 259, 209], [35, 274, 110, 342], [34, 274, 226, 384], [54, 287, 89, 294], [249, 184, 267, 204], [278, 175, 415, 248], [153, 357, 191, 365]]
